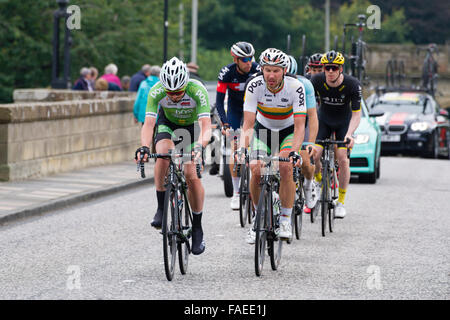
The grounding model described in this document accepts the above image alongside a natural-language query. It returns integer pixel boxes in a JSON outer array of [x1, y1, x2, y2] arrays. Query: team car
[[350, 98, 383, 183], [367, 90, 450, 159]]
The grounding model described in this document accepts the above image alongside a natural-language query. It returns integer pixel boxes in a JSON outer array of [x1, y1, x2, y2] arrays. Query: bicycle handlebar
[[137, 151, 202, 179]]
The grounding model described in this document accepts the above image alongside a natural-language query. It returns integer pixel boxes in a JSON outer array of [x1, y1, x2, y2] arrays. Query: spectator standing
[[101, 63, 122, 89], [72, 67, 94, 91], [187, 62, 205, 84], [129, 64, 151, 92], [90, 67, 98, 88], [121, 76, 131, 91], [133, 65, 161, 124]]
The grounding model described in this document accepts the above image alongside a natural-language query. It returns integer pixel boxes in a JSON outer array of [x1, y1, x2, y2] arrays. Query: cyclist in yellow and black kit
[[310, 51, 362, 218]]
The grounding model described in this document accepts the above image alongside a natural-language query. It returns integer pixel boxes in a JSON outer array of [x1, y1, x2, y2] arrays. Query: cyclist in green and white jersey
[[136, 57, 211, 255]]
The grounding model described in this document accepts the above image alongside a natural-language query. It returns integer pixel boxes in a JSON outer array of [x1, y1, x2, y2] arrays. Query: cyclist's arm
[[142, 82, 165, 147], [292, 83, 307, 153], [303, 78, 318, 145], [216, 66, 230, 125], [192, 82, 212, 147], [306, 107, 318, 144], [241, 81, 259, 150], [345, 83, 362, 146]]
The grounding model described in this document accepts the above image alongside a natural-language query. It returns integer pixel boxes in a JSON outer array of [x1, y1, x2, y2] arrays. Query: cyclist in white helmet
[[135, 57, 211, 255], [215, 41, 260, 210], [238, 48, 307, 242]]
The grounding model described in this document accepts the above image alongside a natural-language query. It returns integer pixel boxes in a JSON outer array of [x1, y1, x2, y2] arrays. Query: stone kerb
[[0, 97, 140, 181]]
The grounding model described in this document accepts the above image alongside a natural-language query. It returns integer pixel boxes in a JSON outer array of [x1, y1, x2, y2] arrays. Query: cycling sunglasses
[[165, 89, 185, 96], [239, 57, 252, 63], [324, 65, 340, 72]]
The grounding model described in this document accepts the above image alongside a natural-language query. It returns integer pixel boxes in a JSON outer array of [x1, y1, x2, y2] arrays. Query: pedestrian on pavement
[[129, 64, 152, 92], [72, 67, 94, 91], [101, 63, 122, 89], [133, 65, 161, 125]]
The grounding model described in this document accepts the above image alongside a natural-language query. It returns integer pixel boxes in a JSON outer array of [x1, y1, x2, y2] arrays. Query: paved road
[[0, 156, 448, 300]]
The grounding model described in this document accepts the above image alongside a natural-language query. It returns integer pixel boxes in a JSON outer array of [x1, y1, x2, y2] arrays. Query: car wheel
[[424, 131, 439, 159], [376, 159, 380, 179]]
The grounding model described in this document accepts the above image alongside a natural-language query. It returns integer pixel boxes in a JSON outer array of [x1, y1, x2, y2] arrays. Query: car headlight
[[410, 122, 429, 131], [354, 134, 370, 144]]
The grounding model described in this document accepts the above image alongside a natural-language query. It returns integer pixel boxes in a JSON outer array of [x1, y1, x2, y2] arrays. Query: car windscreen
[[371, 102, 432, 115]]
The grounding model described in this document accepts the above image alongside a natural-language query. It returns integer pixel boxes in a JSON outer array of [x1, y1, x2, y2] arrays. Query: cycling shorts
[[315, 118, 350, 149], [154, 108, 198, 152], [251, 121, 294, 156]]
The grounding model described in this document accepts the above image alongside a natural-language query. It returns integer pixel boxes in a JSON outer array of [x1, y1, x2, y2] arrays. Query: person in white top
[[237, 48, 307, 242]]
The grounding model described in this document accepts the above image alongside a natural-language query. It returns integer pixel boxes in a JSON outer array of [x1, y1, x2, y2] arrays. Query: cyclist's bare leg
[[336, 147, 350, 190], [278, 150, 295, 209], [313, 145, 323, 176], [154, 139, 174, 191], [300, 149, 315, 180], [184, 163, 204, 212], [249, 160, 262, 208]]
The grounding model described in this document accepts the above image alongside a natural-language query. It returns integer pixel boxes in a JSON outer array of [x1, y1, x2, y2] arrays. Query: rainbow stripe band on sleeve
[[294, 112, 307, 118]]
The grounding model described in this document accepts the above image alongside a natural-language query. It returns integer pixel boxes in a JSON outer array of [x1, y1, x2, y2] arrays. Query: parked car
[[350, 98, 383, 183], [367, 90, 450, 159]]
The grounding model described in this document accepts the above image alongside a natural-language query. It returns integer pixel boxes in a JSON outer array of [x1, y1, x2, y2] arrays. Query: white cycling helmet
[[286, 55, 298, 75], [230, 41, 255, 58], [259, 48, 288, 68], [159, 57, 189, 91]]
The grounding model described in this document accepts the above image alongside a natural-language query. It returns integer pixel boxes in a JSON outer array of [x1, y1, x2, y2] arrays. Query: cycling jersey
[[244, 74, 307, 154], [296, 75, 317, 145], [310, 73, 361, 126], [310, 73, 361, 147], [146, 79, 210, 126], [244, 74, 307, 131], [216, 62, 260, 129]]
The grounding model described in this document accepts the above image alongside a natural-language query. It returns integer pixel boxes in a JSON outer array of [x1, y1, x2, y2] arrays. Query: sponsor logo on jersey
[[195, 89, 208, 107], [218, 67, 230, 81], [247, 79, 263, 94], [150, 86, 164, 99]]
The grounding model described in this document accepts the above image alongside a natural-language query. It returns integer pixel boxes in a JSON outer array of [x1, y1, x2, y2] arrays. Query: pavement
[[0, 161, 155, 226]]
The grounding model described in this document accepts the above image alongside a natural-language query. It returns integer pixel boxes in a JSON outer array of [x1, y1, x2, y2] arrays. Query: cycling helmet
[[321, 50, 345, 65], [159, 57, 189, 91], [230, 41, 255, 58], [286, 55, 298, 74], [259, 48, 289, 68], [308, 53, 323, 66]]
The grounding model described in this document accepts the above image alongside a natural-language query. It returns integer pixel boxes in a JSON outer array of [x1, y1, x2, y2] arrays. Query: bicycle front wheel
[[269, 191, 282, 270], [294, 189, 304, 240], [162, 185, 178, 281], [178, 190, 191, 275], [255, 184, 268, 277], [239, 164, 250, 227]]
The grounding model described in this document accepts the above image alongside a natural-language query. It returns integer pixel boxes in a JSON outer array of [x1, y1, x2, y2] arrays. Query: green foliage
[[0, 0, 436, 103]]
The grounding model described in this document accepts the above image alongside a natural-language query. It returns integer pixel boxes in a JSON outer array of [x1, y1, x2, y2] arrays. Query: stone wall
[[0, 98, 140, 181], [13, 89, 135, 103]]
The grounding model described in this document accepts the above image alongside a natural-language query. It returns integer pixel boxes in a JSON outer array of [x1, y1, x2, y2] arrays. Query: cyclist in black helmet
[[305, 53, 324, 79]]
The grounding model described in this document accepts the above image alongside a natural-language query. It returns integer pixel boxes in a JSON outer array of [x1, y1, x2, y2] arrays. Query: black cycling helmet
[[308, 53, 323, 67], [230, 41, 255, 58]]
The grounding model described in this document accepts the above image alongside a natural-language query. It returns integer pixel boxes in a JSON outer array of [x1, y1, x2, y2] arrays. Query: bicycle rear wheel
[[178, 190, 191, 275], [162, 185, 178, 281], [321, 163, 329, 237], [255, 184, 268, 277]]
